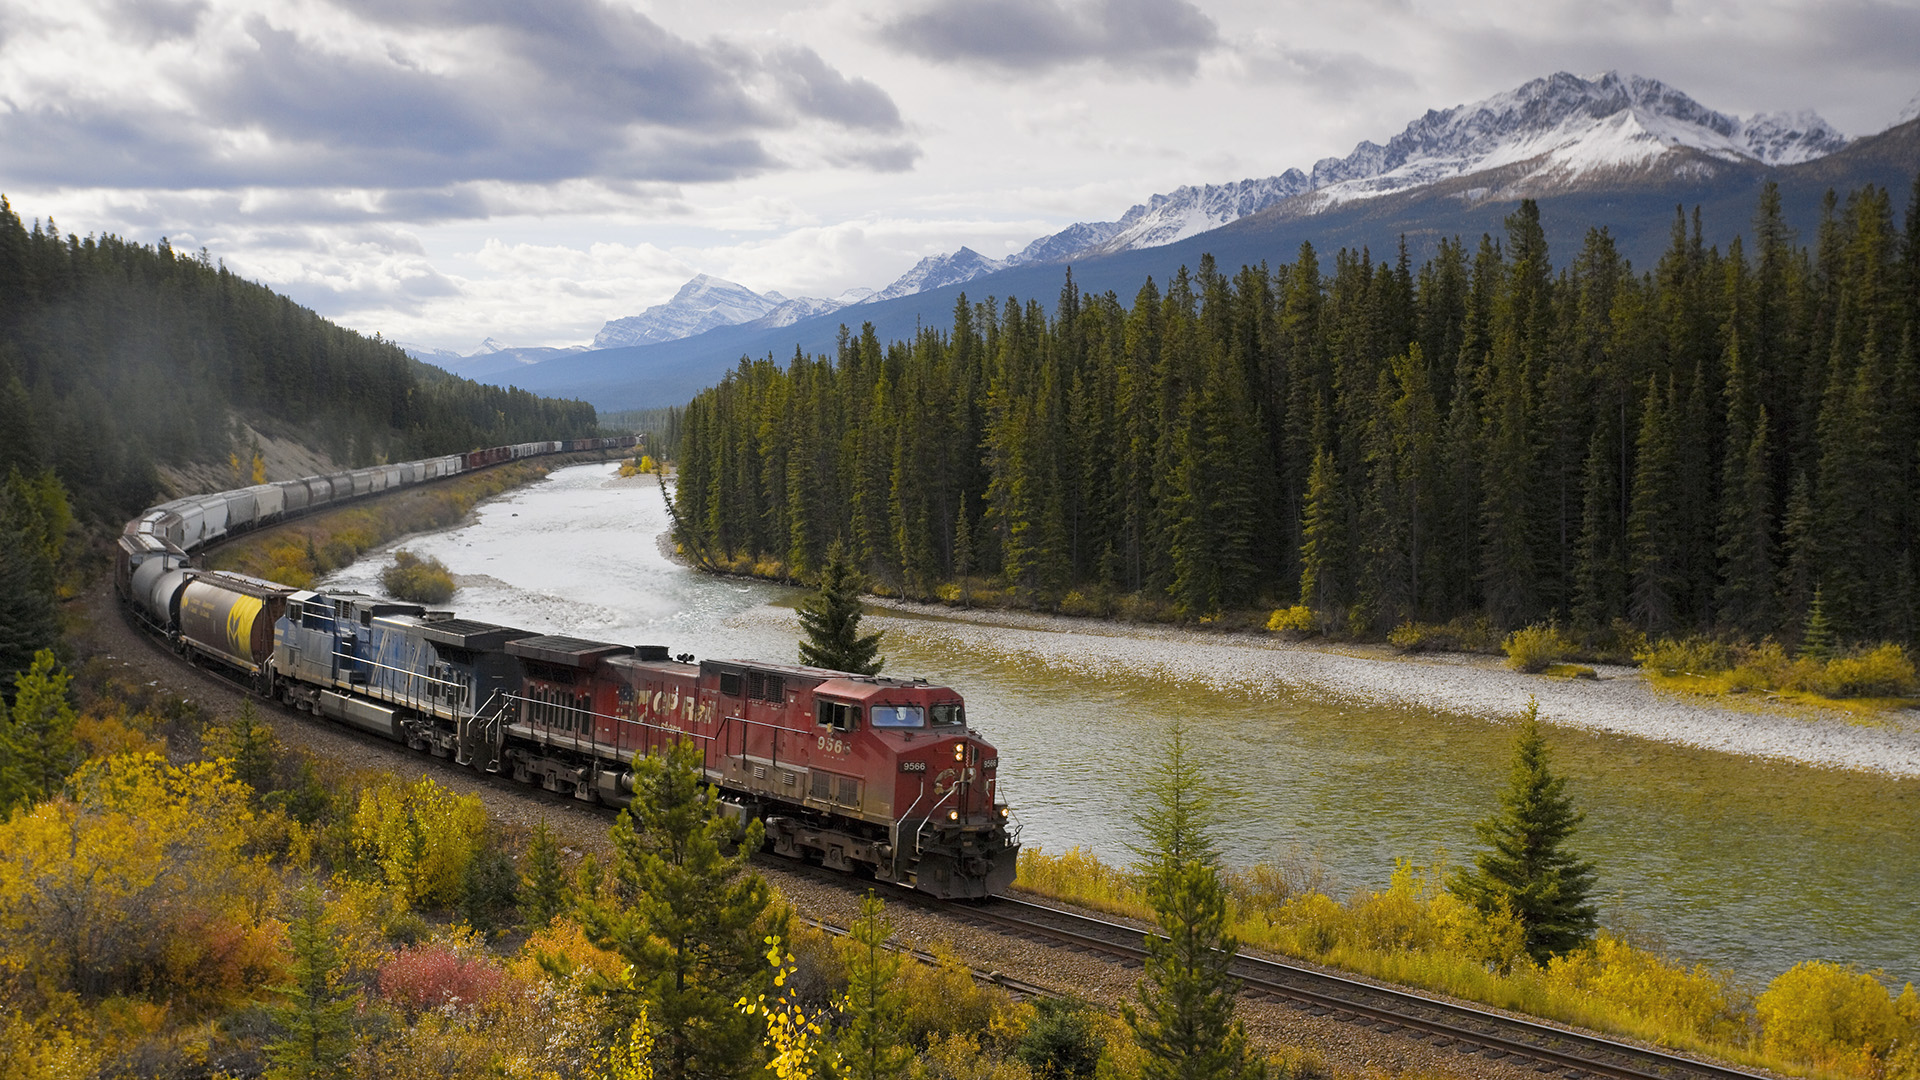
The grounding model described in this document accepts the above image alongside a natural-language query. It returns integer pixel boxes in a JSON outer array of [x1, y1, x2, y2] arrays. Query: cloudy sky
[[3, 0, 1917, 354]]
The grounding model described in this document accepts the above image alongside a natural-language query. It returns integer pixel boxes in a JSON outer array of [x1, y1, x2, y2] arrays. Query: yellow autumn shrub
[[349, 774, 489, 908]]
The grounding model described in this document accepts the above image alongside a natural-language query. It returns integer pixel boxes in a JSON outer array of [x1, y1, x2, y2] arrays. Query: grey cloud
[[279, 266, 464, 317], [769, 47, 904, 131], [376, 188, 492, 222], [0, 0, 913, 209], [826, 141, 923, 172], [110, 0, 208, 44], [1241, 45, 1416, 96], [880, 0, 1219, 78]]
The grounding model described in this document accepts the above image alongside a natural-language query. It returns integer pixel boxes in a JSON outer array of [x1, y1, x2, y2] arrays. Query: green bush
[[380, 549, 456, 605], [1503, 623, 1573, 673]]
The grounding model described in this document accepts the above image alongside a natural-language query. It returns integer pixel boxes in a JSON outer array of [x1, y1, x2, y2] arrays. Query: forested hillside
[[0, 197, 600, 523], [676, 178, 1920, 649]]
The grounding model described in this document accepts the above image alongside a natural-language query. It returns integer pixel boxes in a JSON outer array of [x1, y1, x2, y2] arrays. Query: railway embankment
[[67, 575, 1554, 1080], [862, 598, 1920, 778]]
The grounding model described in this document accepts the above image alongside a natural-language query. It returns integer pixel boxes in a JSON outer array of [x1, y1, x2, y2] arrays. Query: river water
[[323, 463, 1920, 988]]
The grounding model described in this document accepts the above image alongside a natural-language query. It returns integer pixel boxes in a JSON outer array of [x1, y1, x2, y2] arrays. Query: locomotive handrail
[[714, 712, 797, 776]]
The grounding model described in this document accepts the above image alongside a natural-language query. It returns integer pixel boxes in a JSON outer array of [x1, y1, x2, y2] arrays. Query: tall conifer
[[1451, 700, 1598, 965]]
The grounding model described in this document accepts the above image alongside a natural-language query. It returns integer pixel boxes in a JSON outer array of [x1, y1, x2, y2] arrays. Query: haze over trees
[[674, 178, 1920, 652], [0, 196, 601, 524]]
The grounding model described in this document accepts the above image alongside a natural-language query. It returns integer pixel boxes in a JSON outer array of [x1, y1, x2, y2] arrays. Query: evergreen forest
[[0, 197, 601, 524], [674, 179, 1920, 650]]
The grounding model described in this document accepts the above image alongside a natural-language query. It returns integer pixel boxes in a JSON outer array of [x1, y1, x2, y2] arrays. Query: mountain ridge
[[488, 116, 1917, 412]]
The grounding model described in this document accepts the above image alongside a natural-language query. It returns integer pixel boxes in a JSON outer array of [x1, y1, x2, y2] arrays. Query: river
[[321, 462, 1920, 988]]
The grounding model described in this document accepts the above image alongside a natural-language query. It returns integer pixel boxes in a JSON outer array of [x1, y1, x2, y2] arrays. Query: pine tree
[[3, 648, 77, 811], [520, 820, 571, 930], [266, 884, 356, 1080], [797, 539, 884, 674], [0, 486, 58, 684], [579, 739, 775, 1080], [1800, 587, 1836, 662], [1297, 446, 1348, 633], [1628, 376, 1684, 632], [1122, 726, 1263, 1080], [834, 893, 912, 1080], [203, 701, 279, 802], [1016, 998, 1104, 1080], [1450, 700, 1598, 965]]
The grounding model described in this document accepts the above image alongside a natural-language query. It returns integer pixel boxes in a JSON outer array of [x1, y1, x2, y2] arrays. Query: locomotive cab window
[[931, 703, 965, 729], [870, 704, 924, 728], [818, 699, 859, 732]]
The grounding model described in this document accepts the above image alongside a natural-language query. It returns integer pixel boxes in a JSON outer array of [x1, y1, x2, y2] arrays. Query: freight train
[[115, 437, 1020, 898]]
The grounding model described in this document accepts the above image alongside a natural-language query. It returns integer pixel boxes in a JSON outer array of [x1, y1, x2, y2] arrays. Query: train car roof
[[811, 676, 950, 702], [698, 658, 929, 682], [506, 634, 632, 668], [379, 615, 537, 651]]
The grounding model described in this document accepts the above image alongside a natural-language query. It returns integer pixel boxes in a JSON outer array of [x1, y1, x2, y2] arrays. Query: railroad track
[[118, 572, 1766, 1080], [946, 895, 1766, 1080]]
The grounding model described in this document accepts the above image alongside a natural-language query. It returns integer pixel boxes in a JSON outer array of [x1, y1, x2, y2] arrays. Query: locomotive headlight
[[947, 809, 960, 822], [953, 743, 965, 760], [998, 806, 1010, 819]]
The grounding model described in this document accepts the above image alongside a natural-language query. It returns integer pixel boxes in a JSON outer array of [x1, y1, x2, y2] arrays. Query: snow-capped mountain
[[1002, 71, 1849, 268], [1031, 173, 1314, 259], [563, 71, 1865, 355], [592, 280, 877, 348], [593, 275, 793, 349], [1896, 91, 1920, 129], [863, 248, 1009, 304], [1289, 72, 1848, 213]]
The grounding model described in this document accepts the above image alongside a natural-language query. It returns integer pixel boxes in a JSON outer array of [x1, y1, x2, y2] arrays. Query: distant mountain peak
[[593, 275, 786, 349], [864, 247, 1009, 304], [1897, 91, 1920, 128], [988, 70, 1853, 274], [592, 275, 866, 349]]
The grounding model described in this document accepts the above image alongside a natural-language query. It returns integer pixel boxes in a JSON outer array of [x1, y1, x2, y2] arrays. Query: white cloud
[[3, 0, 1914, 360]]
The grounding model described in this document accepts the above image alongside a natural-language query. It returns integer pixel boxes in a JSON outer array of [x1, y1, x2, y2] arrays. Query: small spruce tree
[[1799, 586, 1836, 662], [1123, 725, 1264, 1080], [798, 539, 884, 674], [834, 892, 913, 1080], [1451, 699, 1598, 964], [3, 648, 78, 811], [266, 884, 356, 1080], [1016, 998, 1103, 1080], [520, 820, 571, 930], [204, 701, 280, 802], [578, 739, 776, 1080]]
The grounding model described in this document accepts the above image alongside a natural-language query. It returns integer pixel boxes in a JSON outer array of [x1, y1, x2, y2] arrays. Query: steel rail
[[955, 895, 1767, 1080]]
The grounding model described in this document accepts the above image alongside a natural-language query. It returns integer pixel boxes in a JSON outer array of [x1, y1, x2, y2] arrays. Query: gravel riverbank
[[867, 599, 1920, 778]]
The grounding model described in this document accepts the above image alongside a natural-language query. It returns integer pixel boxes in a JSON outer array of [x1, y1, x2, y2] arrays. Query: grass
[[1013, 846, 1913, 1080], [1637, 637, 1919, 713]]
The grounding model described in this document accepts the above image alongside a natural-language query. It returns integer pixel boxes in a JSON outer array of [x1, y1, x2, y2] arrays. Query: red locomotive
[[498, 637, 1018, 897]]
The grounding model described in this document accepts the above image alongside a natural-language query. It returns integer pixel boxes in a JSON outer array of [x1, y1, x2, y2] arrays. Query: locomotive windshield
[[931, 703, 964, 729], [870, 704, 924, 728]]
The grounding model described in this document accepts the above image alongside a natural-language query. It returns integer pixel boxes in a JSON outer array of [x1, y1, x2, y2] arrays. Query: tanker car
[[115, 437, 1020, 898]]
